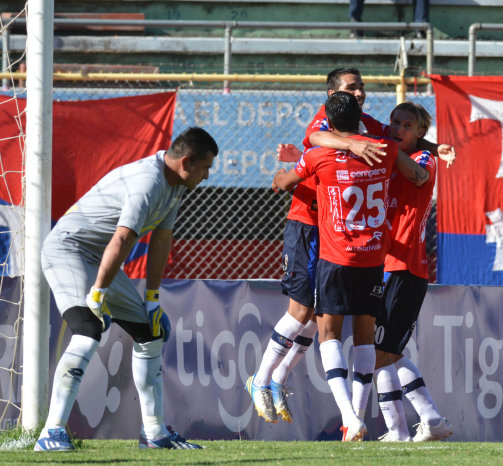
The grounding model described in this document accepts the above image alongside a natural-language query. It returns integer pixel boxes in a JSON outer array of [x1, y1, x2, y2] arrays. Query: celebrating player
[[267, 68, 455, 423], [373, 102, 453, 442], [34, 127, 218, 452], [272, 92, 429, 441], [245, 68, 388, 425]]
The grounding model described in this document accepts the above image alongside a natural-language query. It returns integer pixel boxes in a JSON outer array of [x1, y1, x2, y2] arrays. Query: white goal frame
[[21, 0, 53, 430]]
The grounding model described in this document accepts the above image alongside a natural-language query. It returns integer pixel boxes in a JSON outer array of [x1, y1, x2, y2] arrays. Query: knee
[[287, 301, 314, 324], [133, 339, 163, 358], [375, 349, 401, 369], [63, 306, 103, 342]]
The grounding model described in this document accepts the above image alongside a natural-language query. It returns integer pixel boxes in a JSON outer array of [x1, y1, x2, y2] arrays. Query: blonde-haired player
[[374, 101, 453, 442]]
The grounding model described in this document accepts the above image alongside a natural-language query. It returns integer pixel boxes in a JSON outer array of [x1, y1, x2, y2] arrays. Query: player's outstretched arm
[[277, 144, 302, 163], [272, 168, 304, 193], [418, 138, 456, 167], [309, 131, 387, 166], [395, 150, 430, 187]]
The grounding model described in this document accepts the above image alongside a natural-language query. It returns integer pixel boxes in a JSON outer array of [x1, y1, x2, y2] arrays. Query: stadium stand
[[2, 0, 502, 77]]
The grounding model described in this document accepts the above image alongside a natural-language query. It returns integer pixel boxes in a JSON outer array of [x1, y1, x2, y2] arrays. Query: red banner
[[0, 92, 177, 218], [430, 75, 503, 284], [0, 92, 176, 280]]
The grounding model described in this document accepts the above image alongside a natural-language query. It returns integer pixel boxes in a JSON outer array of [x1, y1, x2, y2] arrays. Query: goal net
[[0, 5, 27, 431]]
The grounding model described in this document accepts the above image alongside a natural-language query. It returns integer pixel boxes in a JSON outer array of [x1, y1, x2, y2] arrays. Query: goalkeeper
[[34, 127, 218, 452]]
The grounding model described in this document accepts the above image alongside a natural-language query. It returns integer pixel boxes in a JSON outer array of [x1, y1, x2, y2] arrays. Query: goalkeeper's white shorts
[[41, 240, 147, 324]]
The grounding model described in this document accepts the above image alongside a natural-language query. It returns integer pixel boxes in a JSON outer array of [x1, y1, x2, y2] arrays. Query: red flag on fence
[[430, 75, 503, 284], [0, 92, 177, 217], [0, 92, 176, 279]]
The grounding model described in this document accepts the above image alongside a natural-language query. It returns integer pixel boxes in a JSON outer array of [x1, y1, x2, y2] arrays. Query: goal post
[[21, 0, 54, 431]]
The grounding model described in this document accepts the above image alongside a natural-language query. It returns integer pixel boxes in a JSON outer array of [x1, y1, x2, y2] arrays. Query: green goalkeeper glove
[[86, 287, 112, 332], [145, 289, 171, 342]]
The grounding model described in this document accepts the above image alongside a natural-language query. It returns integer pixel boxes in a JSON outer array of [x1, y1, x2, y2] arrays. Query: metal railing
[[469, 23, 503, 76], [0, 70, 431, 101], [4, 18, 434, 92]]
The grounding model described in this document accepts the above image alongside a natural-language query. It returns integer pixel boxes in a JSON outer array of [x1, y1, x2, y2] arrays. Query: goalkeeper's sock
[[132, 339, 169, 440], [272, 319, 317, 386], [44, 335, 99, 431], [253, 312, 305, 387]]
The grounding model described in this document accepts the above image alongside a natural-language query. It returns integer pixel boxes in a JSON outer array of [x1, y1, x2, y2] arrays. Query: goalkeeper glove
[[145, 289, 171, 342], [86, 286, 112, 332]]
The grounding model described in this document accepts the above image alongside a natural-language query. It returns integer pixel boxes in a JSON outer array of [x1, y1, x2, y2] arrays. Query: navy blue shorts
[[281, 219, 319, 308], [314, 259, 384, 317], [374, 270, 428, 355]]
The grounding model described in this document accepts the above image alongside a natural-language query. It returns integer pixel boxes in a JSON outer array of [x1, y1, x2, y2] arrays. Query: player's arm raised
[[272, 167, 305, 193], [395, 150, 430, 187], [309, 130, 387, 166]]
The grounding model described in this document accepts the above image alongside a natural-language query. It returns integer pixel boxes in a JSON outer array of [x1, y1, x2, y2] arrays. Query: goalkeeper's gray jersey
[[48, 151, 185, 261]]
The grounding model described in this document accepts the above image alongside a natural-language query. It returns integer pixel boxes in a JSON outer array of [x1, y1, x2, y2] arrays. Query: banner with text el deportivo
[[430, 76, 503, 285]]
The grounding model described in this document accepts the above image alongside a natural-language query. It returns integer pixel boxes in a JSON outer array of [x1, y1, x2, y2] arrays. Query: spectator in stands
[[349, 0, 430, 38]]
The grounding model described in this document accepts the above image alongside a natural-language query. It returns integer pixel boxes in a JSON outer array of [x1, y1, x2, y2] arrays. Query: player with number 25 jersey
[[294, 134, 398, 268]]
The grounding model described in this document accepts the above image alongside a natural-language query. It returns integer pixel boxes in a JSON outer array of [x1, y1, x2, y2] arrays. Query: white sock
[[132, 339, 169, 440], [43, 334, 99, 433], [254, 312, 305, 387], [396, 357, 441, 426], [375, 364, 410, 440], [272, 320, 317, 386], [352, 345, 375, 420], [320, 339, 358, 427]]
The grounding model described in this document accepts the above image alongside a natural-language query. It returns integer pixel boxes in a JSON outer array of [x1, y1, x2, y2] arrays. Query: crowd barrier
[[1, 278, 501, 441]]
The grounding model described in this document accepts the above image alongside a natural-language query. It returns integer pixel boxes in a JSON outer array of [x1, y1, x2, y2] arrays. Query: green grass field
[[1, 438, 503, 465]]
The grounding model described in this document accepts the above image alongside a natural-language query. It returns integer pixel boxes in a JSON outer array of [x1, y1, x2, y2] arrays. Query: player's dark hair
[[326, 67, 361, 93], [325, 91, 362, 133], [169, 126, 219, 161], [390, 101, 432, 134]]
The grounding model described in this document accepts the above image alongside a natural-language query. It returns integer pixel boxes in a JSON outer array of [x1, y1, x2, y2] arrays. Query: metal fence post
[[223, 24, 233, 94], [469, 23, 480, 77], [2, 27, 10, 89]]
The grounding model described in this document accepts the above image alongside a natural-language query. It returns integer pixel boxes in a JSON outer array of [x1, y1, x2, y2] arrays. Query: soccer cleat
[[413, 417, 453, 442], [271, 380, 293, 423], [340, 419, 367, 442], [245, 375, 278, 423], [34, 428, 74, 451], [378, 431, 413, 442], [139, 425, 203, 449]]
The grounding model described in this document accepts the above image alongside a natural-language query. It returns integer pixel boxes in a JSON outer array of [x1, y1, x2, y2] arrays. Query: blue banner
[[171, 92, 399, 188]]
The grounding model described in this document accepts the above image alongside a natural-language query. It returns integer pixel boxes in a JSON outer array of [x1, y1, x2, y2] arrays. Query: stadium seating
[[5, 1, 503, 78]]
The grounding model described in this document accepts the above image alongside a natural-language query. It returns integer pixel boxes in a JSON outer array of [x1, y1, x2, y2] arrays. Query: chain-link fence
[[1, 80, 438, 282], [40, 82, 438, 282]]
